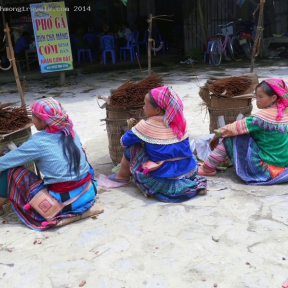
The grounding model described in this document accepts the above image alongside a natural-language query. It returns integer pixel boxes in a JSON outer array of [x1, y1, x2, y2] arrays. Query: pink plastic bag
[[96, 174, 131, 189], [282, 279, 288, 288]]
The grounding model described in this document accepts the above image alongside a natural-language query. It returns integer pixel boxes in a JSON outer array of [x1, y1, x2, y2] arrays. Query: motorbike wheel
[[231, 36, 245, 58], [242, 39, 254, 60]]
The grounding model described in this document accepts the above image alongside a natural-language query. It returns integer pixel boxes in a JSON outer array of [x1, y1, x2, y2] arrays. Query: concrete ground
[[0, 55, 288, 288]]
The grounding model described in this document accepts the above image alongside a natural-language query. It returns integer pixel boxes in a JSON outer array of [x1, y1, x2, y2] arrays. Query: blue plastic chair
[[70, 34, 92, 64], [138, 30, 148, 53], [133, 31, 140, 57], [100, 35, 116, 64], [153, 28, 168, 53], [203, 40, 214, 64], [120, 33, 135, 61], [84, 33, 98, 59]]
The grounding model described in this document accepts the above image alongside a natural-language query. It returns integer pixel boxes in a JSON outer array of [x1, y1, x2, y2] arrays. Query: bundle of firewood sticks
[[0, 104, 32, 132], [110, 74, 164, 108], [207, 75, 252, 97]]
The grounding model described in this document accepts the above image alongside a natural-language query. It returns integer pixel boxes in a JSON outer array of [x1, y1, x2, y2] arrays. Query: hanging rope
[[250, 0, 265, 73]]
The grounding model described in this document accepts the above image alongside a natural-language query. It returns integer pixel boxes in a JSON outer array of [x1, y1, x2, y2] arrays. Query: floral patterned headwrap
[[265, 78, 288, 120], [149, 86, 186, 139], [30, 97, 75, 138]]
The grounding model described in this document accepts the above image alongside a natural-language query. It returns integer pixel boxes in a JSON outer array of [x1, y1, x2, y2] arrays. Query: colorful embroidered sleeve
[[121, 130, 143, 147], [219, 118, 249, 138], [245, 116, 269, 133]]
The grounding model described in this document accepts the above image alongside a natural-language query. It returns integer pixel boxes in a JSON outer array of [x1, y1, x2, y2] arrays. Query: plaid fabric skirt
[[5, 167, 96, 231], [224, 135, 288, 185], [129, 144, 207, 203]]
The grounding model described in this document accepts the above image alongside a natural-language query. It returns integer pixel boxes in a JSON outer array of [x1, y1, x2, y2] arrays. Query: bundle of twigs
[[208, 76, 252, 97], [0, 105, 32, 132], [110, 74, 164, 108]]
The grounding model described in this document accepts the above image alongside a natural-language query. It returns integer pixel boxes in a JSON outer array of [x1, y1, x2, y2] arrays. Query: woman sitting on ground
[[0, 98, 97, 230], [108, 86, 207, 202], [199, 78, 288, 185]]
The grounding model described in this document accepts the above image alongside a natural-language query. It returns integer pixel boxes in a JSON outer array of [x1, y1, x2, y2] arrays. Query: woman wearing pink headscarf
[[199, 78, 288, 185], [0, 98, 98, 230], [108, 86, 207, 202]]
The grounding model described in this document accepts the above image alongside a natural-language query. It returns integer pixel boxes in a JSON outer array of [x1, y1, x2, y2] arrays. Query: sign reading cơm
[[30, 2, 73, 73]]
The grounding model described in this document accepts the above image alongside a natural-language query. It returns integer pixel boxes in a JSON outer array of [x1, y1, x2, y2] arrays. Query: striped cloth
[[7, 167, 96, 231], [150, 86, 186, 139], [30, 97, 75, 138], [265, 78, 288, 120], [224, 135, 288, 185], [129, 143, 207, 202], [220, 118, 249, 138], [203, 140, 228, 171]]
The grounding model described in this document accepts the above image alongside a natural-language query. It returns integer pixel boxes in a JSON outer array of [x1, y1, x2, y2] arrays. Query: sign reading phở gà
[[30, 2, 73, 73]]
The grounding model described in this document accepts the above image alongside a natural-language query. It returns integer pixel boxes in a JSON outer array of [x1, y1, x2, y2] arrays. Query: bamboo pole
[[135, 53, 142, 72], [148, 14, 152, 76], [250, 0, 265, 73], [4, 23, 25, 106]]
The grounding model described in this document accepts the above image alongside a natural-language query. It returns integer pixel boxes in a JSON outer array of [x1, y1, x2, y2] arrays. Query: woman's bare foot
[[108, 173, 131, 183], [115, 172, 130, 182], [198, 188, 207, 195]]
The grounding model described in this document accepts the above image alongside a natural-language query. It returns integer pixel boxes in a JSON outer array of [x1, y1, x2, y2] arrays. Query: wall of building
[[182, 0, 288, 55]]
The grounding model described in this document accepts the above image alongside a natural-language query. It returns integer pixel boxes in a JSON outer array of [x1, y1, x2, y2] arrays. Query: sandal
[[198, 166, 216, 176], [108, 174, 131, 184]]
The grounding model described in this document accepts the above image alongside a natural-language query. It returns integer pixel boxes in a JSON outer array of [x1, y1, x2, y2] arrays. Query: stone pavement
[[0, 57, 288, 288]]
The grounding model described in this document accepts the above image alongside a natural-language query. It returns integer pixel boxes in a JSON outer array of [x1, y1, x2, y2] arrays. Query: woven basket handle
[[97, 96, 109, 109]]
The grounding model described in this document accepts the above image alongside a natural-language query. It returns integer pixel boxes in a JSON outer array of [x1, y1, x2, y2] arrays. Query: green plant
[[188, 47, 203, 61]]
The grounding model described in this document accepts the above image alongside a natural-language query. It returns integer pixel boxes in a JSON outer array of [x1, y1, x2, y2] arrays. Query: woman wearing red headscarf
[[0, 98, 98, 230], [199, 78, 288, 185], [108, 86, 207, 202]]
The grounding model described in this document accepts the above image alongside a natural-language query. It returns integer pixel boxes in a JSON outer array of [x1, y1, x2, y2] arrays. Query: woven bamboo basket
[[199, 73, 259, 133], [0, 127, 36, 173], [105, 104, 146, 165], [208, 104, 253, 133]]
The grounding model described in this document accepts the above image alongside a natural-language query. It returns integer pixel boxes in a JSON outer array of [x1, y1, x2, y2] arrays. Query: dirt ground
[[0, 58, 288, 288]]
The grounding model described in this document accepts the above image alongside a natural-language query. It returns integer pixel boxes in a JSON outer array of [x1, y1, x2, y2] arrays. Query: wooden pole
[[4, 23, 25, 106], [148, 14, 153, 76], [60, 71, 65, 86], [135, 53, 142, 72], [197, 0, 208, 45], [250, 0, 265, 73]]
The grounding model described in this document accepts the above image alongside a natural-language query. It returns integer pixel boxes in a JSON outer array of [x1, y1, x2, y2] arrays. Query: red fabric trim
[[48, 173, 91, 193]]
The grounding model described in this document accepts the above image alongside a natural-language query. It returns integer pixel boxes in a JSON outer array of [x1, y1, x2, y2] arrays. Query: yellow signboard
[[30, 2, 73, 73]]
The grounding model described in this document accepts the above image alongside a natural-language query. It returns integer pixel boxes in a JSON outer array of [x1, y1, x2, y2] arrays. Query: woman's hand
[[209, 129, 221, 151], [127, 118, 137, 130], [209, 135, 219, 151]]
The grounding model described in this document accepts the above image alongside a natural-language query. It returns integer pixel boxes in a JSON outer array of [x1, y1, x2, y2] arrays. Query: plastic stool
[[203, 40, 214, 64]]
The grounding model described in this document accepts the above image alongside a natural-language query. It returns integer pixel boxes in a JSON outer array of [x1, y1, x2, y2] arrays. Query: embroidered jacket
[[121, 116, 197, 178], [219, 107, 288, 167]]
